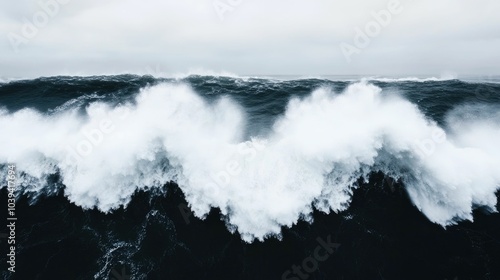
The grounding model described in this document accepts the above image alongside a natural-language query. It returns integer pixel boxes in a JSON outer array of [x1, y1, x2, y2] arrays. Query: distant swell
[[1, 81, 500, 242]]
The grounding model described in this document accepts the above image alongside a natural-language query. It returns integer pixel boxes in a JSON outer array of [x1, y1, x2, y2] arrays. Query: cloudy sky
[[1, 0, 499, 78]]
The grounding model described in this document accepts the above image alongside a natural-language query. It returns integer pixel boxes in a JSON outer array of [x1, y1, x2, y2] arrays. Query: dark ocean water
[[1, 75, 500, 280]]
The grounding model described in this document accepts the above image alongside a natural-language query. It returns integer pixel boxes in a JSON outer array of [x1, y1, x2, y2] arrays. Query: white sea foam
[[1, 81, 499, 242], [366, 75, 457, 82]]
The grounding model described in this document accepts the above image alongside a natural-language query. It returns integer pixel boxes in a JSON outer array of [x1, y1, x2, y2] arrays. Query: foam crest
[[366, 74, 456, 82]]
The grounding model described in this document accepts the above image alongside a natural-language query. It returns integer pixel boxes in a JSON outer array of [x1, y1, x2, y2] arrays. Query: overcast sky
[[1, 0, 499, 78]]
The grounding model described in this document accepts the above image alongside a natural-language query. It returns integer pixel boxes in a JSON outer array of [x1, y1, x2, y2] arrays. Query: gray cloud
[[1, 0, 499, 78]]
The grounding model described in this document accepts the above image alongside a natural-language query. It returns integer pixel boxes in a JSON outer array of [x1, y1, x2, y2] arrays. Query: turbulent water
[[1, 75, 500, 279]]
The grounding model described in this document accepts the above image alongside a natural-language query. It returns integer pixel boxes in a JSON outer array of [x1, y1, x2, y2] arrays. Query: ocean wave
[[1, 81, 499, 242], [365, 75, 457, 82]]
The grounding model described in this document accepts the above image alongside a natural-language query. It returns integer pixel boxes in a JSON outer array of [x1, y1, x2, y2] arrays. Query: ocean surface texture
[[1, 75, 500, 280]]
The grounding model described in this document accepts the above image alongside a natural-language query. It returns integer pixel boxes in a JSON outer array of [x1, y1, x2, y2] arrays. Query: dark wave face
[[1, 75, 500, 280]]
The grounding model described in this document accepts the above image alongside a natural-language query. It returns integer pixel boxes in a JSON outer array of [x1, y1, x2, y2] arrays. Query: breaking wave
[[1, 81, 499, 242]]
